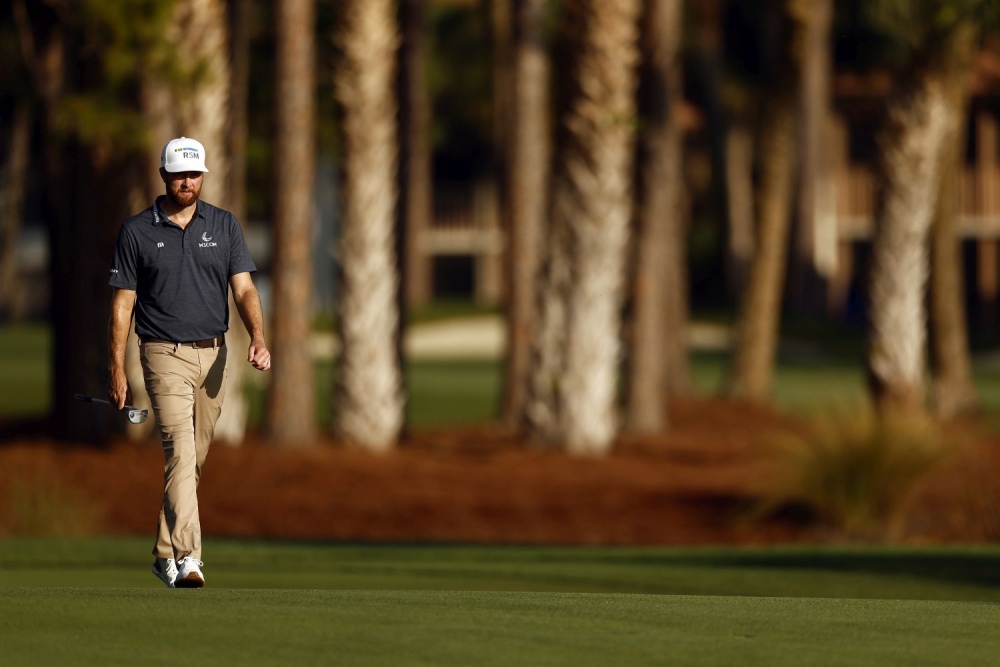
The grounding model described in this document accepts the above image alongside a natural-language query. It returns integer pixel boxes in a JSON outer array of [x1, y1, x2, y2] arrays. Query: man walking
[[107, 137, 270, 588]]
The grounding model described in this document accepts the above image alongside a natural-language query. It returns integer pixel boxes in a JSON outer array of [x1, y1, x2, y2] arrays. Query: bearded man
[[107, 137, 271, 588]]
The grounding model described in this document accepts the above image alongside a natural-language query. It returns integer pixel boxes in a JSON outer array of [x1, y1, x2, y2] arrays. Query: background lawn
[[8, 320, 1000, 427], [2, 539, 1000, 666], [0, 324, 51, 419]]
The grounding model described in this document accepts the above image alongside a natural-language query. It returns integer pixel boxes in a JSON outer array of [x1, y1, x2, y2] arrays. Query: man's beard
[[167, 184, 201, 208]]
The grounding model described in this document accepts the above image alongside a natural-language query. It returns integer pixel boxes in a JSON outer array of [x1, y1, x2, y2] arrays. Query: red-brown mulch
[[0, 399, 995, 545]]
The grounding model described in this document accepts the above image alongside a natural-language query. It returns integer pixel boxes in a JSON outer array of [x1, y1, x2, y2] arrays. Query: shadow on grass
[[679, 550, 1000, 589], [179, 536, 1000, 594]]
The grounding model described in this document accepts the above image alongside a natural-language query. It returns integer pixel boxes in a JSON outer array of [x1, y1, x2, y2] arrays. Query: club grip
[[73, 394, 110, 405]]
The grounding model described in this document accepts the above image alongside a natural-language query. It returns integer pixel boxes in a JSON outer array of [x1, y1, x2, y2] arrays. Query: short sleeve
[[228, 213, 257, 276], [108, 224, 139, 289]]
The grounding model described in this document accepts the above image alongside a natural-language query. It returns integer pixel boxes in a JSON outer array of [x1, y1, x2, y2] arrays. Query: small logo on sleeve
[[110, 268, 118, 274], [157, 242, 165, 249], [199, 232, 217, 248]]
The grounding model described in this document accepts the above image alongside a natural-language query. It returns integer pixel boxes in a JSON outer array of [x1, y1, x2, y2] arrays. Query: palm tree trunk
[[399, 0, 433, 309], [724, 121, 755, 295], [867, 75, 953, 415], [727, 3, 801, 402], [0, 102, 31, 321], [663, 226, 693, 398], [502, 0, 550, 429], [727, 96, 797, 401], [930, 89, 977, 418], [141, 83, 175, 199], [929, 25, 978, 419], [396, 0, 432, 439], [25, 5, 72, 438], [692, 0, 729, 290], [170, 0, 253, 445], [526, 208, 572, 441], [227, 0, 250, 224], [172, 0, 231, 207], [625, 0, 683, 433], [268, 0, 317, 444], [22, 4, 139, 442], [536, 0, 641, 454], [334, 0, 405, 450], [215, 0, 253, 444], [789, 0, 835, 312]]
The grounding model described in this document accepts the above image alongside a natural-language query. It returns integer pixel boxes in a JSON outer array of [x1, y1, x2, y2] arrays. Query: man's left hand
[[248, 339, 271, 371]]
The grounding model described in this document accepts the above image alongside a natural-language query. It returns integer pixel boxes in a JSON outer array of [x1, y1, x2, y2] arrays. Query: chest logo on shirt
[[157, 242, 164, 249], [199, 232, 217, 248]]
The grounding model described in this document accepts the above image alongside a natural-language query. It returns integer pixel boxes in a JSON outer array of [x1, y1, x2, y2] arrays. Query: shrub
[[756, 411, 949, 541]]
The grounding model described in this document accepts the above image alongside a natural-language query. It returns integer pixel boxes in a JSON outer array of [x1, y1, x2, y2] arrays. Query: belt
[[140, 334, 225, 349]]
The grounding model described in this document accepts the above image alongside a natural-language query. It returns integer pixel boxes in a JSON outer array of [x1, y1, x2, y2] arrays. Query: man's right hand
[[108, 367, 133, 410]]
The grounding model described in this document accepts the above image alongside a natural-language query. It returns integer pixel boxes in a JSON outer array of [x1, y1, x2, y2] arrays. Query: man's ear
[[159, 167, 168, 183]]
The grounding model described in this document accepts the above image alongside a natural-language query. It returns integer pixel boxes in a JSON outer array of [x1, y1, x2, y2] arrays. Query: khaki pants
[[140, 341, 227, 561]]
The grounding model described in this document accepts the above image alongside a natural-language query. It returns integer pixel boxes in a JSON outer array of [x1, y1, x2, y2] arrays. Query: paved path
[[311, 316, 732, 361]]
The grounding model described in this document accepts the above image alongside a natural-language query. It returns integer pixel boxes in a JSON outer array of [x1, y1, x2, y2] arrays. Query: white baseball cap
[[160, 137, 209, 173]]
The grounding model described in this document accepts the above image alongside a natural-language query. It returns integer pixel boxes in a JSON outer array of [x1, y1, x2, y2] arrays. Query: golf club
[[73, 394, 149, 424]]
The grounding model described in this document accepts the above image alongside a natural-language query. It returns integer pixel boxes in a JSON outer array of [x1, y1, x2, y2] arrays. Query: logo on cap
[[161, 137, 209, 173]]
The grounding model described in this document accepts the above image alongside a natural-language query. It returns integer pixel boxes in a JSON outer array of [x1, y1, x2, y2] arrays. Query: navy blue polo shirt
[[108, 195, 257, 342]]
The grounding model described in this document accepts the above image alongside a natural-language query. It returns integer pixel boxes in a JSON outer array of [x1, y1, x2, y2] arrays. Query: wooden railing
[[834, 111, 1000, 240], [405, 178, 504, 304]]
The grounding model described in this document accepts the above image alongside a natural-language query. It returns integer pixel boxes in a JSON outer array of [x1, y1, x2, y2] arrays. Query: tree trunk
[[64, 149, 146, 443], [268, 0, 317, 444], [129, 33, 174, 443], [867, 74, 954, 415], [625, 0, 683, 433], [171, 0, 231, 207], [663, 223, 693, 399], [334, 0, 405, 450], [526, 202, 572, 441], [396, 0, 432, 439], [692, 0, 729, 294], [227, 0, 250, 224], [930, 91, 977, 418], [167, 0, 252, 445], [26, 8, 72, 439], [724, 122, 755, 296], [789, 0, 836, 313], [399, 0, 433, 309], [502, 0, 550, 429], [727, 3, 801, 402], [930, 25, 978, 419], [530, 0, 642, 454], [215, 0, 253, 444], [21, 5, 137, 442], [0, 102, 31, 321], [727, 97, 797, 401], [141, 83, 175, 200]]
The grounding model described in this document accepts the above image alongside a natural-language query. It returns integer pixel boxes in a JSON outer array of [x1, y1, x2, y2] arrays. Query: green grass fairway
[[4, 589, 998, 667], [3, 539, 1000, 666]]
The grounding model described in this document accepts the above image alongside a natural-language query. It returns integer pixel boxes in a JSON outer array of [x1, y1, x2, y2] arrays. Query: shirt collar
[[152, 195, 205, 225]]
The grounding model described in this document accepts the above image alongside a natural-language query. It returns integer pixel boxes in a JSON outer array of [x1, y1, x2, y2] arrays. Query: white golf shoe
[[175, 557, 205, 588], [152, 557, 178, 588]]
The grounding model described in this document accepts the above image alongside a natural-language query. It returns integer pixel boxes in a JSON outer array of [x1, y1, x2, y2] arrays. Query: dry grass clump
[[756, 411, 949, 541]]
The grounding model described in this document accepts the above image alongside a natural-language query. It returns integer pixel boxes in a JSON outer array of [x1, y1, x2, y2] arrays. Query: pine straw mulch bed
[[2, 399, 999, 545]]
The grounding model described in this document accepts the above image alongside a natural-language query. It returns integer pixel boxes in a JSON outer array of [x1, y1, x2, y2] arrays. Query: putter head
[[126, 408, 148, 425]]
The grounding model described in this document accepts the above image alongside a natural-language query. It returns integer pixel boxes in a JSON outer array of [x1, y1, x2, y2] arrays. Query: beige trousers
[[140, 341, 227, 561]]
